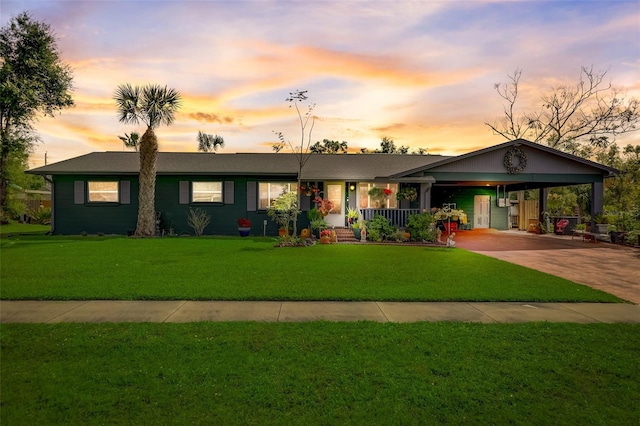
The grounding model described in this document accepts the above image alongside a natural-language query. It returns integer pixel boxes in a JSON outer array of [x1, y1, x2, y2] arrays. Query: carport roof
[[390, 139, 617, 178]]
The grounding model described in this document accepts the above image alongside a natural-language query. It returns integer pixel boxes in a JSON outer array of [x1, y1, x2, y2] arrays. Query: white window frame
[[192, 181, 223, 203], [88, 181, 119, 203], [258, 182, 296, 210]]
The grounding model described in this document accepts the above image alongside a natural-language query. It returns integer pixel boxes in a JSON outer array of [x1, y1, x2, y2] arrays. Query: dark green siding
[[52, 175, 311, 236], [53, 176, 138, 235], [431, 187, 509, 230]]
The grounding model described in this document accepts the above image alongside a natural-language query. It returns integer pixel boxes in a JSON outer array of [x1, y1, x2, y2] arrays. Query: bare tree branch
[[486, 66, 639, 158]]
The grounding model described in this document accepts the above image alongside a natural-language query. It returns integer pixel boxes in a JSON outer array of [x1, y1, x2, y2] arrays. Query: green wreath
[[503, 147, 527, 174]]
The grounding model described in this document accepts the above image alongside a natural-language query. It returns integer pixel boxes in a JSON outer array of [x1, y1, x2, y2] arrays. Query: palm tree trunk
[[135, 127, 158, 237]]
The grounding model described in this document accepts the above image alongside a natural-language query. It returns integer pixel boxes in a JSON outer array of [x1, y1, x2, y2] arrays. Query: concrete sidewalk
[[1, 300, 639, 324]]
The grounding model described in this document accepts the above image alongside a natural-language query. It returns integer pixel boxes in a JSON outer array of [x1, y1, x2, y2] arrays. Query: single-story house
[[27, 139, 616, 235]]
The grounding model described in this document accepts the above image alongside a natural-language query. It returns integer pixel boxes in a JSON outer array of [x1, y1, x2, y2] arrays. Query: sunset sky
[[3, 0, 639, 168]]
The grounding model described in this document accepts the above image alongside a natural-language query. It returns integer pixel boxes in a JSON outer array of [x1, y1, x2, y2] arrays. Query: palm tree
[[197, 131, 225, 152], [118, 132, 140, 151], [114, 83, 181, 237]]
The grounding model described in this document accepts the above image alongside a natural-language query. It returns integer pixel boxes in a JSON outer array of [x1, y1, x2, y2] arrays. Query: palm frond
[[197, 131, 225, 152], [113, 83, 141, 125], [141, 84, 182, 129], [118, 132, 140, 151]]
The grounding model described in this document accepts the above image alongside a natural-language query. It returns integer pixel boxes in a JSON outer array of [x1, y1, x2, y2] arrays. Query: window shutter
[[74, 181, 85, 204], [120, 181, 131, 204], [300, 194, 310, 211], [247, 181, 257, 212], [179, 181, 189, 204], [224, 181, 234, 204]]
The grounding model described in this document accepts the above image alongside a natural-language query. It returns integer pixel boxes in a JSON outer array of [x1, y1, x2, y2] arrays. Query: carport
[[392, 139, 616, 232]]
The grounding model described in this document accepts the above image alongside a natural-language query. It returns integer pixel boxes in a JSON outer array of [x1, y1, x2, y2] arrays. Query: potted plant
[[299, 182, 318, 197], [396, 187, 417, 202], [346, 207, 359, 227], [593, 213, 608, 234], [310, 218, 327, 238], [237, 217, 251, 237], [574, 223, 586, 231], [368, 186, 385, 208], [266, 191, 300, 237], [352, 221, 363, 240], [308, 207, 327, 238], [607, 224, 626, 244], [320, 229, 332, 244]]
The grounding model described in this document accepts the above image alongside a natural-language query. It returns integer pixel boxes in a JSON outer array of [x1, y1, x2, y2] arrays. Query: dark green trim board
[[427, 172, 604, 185]]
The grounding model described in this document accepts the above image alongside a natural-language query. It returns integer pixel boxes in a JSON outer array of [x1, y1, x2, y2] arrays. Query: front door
[[324, 182, 344, 227], [474, 195, 490, 228]]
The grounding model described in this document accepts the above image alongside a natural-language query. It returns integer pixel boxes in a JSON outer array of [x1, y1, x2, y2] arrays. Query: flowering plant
[[368, 186, 387, 208], [300, 182, 319, 195], [237, 217, 251, 228], [397, 187, 417, 201], [383, 188, 393, 196], [320, 229, 332, 238], [433, 208, 464, 221], [314, 197, 335, 216]]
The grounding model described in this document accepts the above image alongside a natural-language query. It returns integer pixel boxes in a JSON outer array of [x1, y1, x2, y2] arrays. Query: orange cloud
[[188, 112, 237, 125], [244, 41, 481, 88]]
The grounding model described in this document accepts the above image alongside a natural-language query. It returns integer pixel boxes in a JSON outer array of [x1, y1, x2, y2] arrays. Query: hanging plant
[[396, 187, 417, 201], [503, 147, 527, 174]]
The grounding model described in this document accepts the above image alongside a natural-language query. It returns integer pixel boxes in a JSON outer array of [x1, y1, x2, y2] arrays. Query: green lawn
[[1, 322, 638, 425], [1, 230, 637, 424], [0, 221, 50, 236], [0, 234, 621, 302]]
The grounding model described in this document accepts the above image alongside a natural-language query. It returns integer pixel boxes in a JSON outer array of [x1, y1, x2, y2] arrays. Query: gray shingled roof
[[28, 152, 451, 180], [390, 139, 617, 178]]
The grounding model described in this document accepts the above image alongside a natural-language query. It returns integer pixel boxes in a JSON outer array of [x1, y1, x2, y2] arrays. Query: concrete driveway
[[454, 229, 640, 304]]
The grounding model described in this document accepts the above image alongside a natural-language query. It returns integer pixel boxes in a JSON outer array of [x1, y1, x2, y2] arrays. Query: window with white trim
[[192, 181, 223, 202], [258, 182, 296, 209], [88, 181, 119, 203], [358, 183, 399, 209]]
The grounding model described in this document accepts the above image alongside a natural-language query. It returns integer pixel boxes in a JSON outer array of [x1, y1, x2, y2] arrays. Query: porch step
[[332, 227, 359, 243]]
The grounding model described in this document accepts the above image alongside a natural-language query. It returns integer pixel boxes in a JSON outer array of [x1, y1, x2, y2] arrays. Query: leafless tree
[[486, 67, 639, 157], [272, 90, 316, 237]]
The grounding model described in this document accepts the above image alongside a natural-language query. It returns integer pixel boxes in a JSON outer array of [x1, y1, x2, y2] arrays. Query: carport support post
[[420, 182, 432, 211], [590, 181, 604, 233], [536, 187, 549, 232], [541, 187, 549, 216]]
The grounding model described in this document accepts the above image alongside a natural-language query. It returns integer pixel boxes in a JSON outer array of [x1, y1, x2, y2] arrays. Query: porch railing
[[360, 208, 421, 228]]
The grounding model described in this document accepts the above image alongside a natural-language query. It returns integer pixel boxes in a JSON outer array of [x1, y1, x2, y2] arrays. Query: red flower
[[383, 188, 392, 196], [237, 217, 251, 227]]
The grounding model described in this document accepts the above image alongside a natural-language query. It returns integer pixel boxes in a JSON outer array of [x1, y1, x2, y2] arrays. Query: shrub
[[187, 208, 211, 236], [406, 212, 437, 242], [29, 206, 51, 225], [0, 209, 8, 224], [624, 229, 640, 246], [366, 214, 396, 242], [267, 191, 299, 231], [5, 198, 27, 220], [392, 229, 409, 242]]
